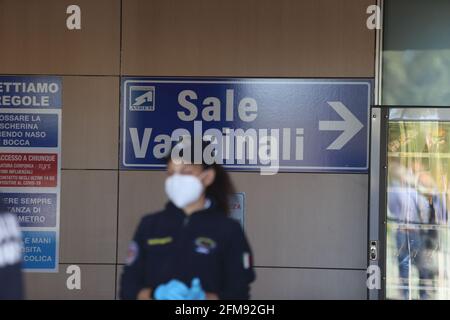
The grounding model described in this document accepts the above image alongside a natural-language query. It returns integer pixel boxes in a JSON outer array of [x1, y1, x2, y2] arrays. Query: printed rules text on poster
[[0, 76, 62, 272]]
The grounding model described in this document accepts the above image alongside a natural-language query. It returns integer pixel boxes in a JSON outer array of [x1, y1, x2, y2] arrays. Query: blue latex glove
[[186, 277, 206, 300], [154, 279, 190, 300]]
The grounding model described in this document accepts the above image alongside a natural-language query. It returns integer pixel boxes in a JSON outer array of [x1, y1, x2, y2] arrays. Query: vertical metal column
[[368, 0, 385, 300]]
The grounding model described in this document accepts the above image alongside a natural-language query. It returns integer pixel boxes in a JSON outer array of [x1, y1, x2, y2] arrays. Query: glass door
[[385, 108, 450, 299], [371, 0, 450, 300]]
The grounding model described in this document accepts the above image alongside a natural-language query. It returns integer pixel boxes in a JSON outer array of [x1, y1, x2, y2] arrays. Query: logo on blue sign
[[129, 85, 155, 111]]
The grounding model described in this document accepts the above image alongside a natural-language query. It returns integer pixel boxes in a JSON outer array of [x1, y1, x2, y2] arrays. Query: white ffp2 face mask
[[165, 173, 204, 209]]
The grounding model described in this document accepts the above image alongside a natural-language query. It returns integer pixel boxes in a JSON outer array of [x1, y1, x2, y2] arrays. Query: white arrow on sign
[[319, 101, 364, 150]]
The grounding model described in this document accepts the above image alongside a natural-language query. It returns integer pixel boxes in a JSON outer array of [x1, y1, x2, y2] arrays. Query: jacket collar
[[165, 198, 218, 218]]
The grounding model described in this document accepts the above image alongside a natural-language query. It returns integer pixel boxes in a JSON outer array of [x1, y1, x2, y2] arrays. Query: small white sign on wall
[[229, 192, 245, 229]]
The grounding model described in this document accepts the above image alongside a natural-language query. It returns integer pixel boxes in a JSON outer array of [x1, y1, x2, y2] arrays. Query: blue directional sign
[[121, 78, 372, 173]]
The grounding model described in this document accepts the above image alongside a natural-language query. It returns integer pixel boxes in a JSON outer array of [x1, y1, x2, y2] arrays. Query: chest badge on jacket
[[194, 237, 217, 254], [147, 237, 173, 246]]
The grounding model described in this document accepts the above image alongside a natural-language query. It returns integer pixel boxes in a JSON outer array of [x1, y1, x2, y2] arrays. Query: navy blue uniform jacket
[[120, 201, 255, 300]]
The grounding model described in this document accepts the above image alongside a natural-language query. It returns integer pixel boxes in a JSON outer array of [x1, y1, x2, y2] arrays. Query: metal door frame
[[369, 106, 450, 299], [368, 0, 385, 300], [368, 105, 388, 300]]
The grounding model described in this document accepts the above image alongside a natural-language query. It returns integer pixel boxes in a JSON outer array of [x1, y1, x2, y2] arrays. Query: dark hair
[[165, 140, 235, 215], [202, 163, 235, 215]]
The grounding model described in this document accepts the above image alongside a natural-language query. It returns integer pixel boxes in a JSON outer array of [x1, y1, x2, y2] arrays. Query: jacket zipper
[[183, 216, 190, 227]]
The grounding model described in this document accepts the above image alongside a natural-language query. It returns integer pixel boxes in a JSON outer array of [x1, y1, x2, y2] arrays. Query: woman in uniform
[[120, 142, 255, 300]]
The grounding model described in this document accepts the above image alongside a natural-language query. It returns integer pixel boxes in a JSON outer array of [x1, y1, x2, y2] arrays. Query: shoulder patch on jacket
[[125, 241, 139, 266]]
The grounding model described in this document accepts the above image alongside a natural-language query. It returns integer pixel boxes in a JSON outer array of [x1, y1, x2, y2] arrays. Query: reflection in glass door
[[386, 112, 450, 299]]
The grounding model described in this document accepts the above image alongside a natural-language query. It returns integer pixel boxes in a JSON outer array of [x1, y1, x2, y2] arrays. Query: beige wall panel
[[24, 264, 116, 299], [117, 170, 167, 263], [115, 264, 123, 299], [252, 267, 366, 299], [122, 0, 375, 77], [0, 0, 120, 75], [60, 170, 117, 263], [230, 173, 368, 269], [62, 76, 119, 169], [117, 171, 367, 269]]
